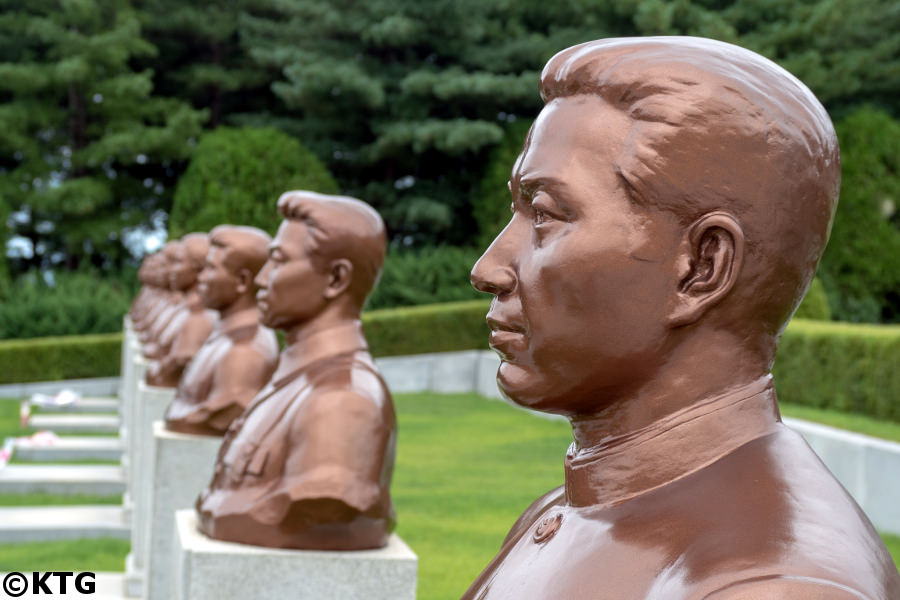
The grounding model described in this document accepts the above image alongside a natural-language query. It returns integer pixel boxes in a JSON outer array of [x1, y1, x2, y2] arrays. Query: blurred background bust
[[165, 225, 278, 436]]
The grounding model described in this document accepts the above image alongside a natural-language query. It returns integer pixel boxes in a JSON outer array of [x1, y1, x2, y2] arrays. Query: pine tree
[[134, 0, 280, 128], [0, 0, 206, 275]]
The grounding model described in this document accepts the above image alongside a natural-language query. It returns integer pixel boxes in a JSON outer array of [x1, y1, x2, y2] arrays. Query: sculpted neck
[[569, 328, 772, 450], [564, 329, 779, 508], [283, 301, 361, 347], [218, 293, 258, 320]]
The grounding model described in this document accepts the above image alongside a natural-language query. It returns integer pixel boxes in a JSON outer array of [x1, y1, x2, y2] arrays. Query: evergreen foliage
[[0, 0, 206, 274], [367, 246, 485, 310], [0, 270, 135, 339], [819, 108, 900, 322], [168, 127, 338, 238], [133, 0, 279, 128]]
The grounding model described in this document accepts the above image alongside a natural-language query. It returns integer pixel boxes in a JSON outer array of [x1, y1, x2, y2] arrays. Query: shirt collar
[[214, 306, 263, 337], [564, 375, 780, 508], [270, 319, 368, 385]]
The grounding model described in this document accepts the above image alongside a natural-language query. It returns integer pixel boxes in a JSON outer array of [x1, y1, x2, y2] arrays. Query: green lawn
[[781, 402, 900, 442], [0, 393, 897, 597]]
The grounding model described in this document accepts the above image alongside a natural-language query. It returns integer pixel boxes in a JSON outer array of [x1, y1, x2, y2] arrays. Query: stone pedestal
[[124, 382, 175, 598], [173, 511, 418, 600], [145, 423, 221, 600]]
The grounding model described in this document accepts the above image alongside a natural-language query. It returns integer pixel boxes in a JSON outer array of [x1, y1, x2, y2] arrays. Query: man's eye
[[534, 210, 547, 225]]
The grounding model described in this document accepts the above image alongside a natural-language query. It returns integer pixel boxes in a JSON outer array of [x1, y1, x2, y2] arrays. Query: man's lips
[[486, 313, 528, 357]]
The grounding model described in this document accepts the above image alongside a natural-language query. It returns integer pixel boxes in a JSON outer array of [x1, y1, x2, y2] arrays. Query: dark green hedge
[[0, 333, 122, 384], [774, 319, 900, 422], [1, 305, 898, 426], [363, 299, 491, 357]]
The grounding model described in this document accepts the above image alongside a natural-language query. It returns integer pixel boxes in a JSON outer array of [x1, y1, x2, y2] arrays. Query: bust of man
[[465, 37, 900, 599], [136, 243, 182, 339], [146, 233, 218, 387], [164, 225, 279, 436], [196, 191, 396, 550]]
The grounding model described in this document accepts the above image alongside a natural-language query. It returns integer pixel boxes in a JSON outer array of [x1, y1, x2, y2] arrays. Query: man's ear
[[323, 258, 353, 300], [235, 268, 253, 295], [667, 212, 744, 328]]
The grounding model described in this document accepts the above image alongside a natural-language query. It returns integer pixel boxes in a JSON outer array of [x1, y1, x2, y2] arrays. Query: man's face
[[470, 96, 683, 416], [169, 248, 198, 292], [198, 246, 240, 311], [254, 219, 329, 332]]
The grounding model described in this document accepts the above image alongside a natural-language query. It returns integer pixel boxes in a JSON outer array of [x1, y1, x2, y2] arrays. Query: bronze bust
[[196, 191, 397, 550], [465, 37, 900, 599], [164, 225, 279, 436], [145, 233, 218, 388], [137, 242, 183, 343]]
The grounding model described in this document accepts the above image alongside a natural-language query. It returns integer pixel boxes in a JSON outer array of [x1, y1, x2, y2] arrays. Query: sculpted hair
[[209, 225, 272, 277], [538, 37, 841, 338], [180, 233, 211, 272], [277, 191, 387, 308]]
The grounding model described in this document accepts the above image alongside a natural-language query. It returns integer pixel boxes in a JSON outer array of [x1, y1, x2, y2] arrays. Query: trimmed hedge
[[0, 333, 123, 384], [1, 304, 897, 426], [363, 300, 491, 357], [774, 319, 900, 422]]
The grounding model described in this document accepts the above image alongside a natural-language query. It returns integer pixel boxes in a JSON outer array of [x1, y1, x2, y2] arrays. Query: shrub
[[363, 299, 490, 357], [774, 319, 900, 422], [0, 333, 122, 384], [168, 127, 338, 238], [793, 277, 832, 320], [0, 271, 134, 340], [818, 108, 900, 323], [366, 246, 485, 310]]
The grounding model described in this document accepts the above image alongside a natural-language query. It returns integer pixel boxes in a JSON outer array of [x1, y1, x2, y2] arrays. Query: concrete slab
[[125, 383, 174, 587], [0, 505, 128, 542], [33, 397, 119, 414], [0, 464, 125, 495], [173, 510, 418, 600], [13, 436, 123, 462], [429, 350, 481, 393], [29, 414, 120, 435], [0, 572, 126, 599], [145, 423, 222, 600], [124, 552, 143, 598], [0, 377, 120, 399]]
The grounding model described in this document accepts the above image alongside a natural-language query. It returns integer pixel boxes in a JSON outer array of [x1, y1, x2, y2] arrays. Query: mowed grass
[[391, 393, 571, 599], [0, 393, 898, 596], [0, 538, 129, 572]]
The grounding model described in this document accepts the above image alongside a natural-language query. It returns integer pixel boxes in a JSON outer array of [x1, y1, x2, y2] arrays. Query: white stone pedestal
[[124, 382, 175, 598], [173, 511, 418, 600], [145, 423, 221, 600]]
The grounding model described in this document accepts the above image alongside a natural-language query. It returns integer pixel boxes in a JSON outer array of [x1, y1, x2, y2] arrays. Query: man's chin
[[497, 361, 565, 414]]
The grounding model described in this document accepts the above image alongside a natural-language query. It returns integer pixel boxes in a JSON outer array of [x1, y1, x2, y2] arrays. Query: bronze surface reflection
[[465, 37, 900, 599], [196, 191, 396, 550]]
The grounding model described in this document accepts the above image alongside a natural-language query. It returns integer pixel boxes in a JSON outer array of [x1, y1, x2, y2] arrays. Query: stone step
[[0, 464, 125, 495], [13, 436, 123, 462], [0, 506, 129, 542], [0, 571, 126, 599], [28, 414, 120, 434], [32, 396, 120, 414]]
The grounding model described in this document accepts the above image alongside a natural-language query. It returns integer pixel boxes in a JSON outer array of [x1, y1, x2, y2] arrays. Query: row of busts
[[129, 191, 397, 551]]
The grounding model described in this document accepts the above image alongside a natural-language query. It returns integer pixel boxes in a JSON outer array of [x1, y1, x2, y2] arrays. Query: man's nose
[[254, 262, 271, 289], [471, 236, 517, 296]]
